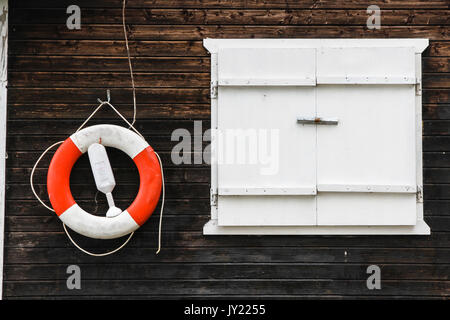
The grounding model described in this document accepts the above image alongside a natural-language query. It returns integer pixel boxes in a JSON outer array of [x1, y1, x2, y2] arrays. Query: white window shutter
[[203, 39, 430, 235]]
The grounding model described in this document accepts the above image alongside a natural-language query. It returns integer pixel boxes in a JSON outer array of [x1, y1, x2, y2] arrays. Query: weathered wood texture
[[4, 1, 450, 299]]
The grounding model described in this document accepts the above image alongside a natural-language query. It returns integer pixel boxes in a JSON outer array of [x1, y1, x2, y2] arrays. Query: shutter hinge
[[416, 186, 423, 202], [210, 81, 218, 99], [415, 78, 422, 96], [210, 191, 218, 206]]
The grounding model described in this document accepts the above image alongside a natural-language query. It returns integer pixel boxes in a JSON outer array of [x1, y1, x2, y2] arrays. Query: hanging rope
[[29, 0, 165, 256], [122, 0, 137, 126]]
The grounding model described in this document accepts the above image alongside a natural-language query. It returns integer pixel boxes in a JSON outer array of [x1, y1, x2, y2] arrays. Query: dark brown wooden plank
[[8, 72, 210, 88], [4, 279, 449, 298], [3, 215, 449, 233], [9, 56, 211, 72], [10, 8, 450, 25], [7, 119, 211, 135], [5, 247, 450, 264], [6, 151, 207, 168], [7, 88, 210, 104], [4, 229, 450, 249], [11, 0, 450, 9], [5, 199, 210, 217], [7, 103, 211, 119], [7, 167, 210, 184], [6, 136, 208, 152], [7, 56, 449, 73], [6, 183, 210, 200], [424, 120, 450, 135], [10, 25, 449, 41], [4, 263, 450, 281], [424, 152, 450, 168], [423, 104, 450, 120], [9, 40, 207, 56]]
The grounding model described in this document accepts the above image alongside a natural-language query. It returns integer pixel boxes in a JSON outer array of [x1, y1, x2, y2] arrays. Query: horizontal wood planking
[[11, 0, 450, 9], [3, 279, 449, 297], [10, 8, 450, 25], [9, 25, 450, 40], [4, 230, 450, 248], [3, 216, 450, 233], [7, 104, 211, 119], [4, 263, 450, 281], [4, 247, 450, 264], [9, 56, 211, 72], [7, 56, 449, 73], [5, 1, 450, 299], [9, 40, 207, 56]]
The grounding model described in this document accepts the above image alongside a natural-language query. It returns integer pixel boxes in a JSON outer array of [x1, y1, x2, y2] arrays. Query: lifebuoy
[[47, 124, 162, 239]]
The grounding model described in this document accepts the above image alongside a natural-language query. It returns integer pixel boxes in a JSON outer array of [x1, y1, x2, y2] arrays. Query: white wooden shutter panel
[[316, 47, 417, 226], [204, 39, 430, 235], [217, 48, 317, 226]]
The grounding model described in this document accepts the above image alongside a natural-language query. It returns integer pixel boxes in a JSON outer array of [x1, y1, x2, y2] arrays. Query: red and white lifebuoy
[[47, 124, 162, 239]]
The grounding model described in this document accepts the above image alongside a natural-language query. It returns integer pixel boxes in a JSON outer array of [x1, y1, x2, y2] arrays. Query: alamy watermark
[[66, 265, 81, 290], [367, 5, 381, 30], [171, 121, 280, 175], [366, 265, 381, 290], [66, 5, 81, 30]]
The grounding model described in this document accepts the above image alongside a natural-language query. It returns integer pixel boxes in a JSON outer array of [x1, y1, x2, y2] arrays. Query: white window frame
[[0, 0, 7, 299], [203, 38, 430, 236]]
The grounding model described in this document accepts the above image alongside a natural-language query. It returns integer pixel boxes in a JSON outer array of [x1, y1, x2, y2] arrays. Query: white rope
[[29, 0, 166, 256], [122, 0, 137, 126]]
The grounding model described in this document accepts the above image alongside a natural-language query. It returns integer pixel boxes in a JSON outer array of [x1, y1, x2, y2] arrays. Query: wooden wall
[[3, 0, 450, 299]]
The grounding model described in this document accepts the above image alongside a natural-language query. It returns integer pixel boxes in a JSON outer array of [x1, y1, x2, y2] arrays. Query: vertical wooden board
[[317, 193, 417, 226]]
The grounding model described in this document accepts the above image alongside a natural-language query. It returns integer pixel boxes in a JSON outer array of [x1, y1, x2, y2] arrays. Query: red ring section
[[47, 138, 82, 215], [47, 138, 162, 226]]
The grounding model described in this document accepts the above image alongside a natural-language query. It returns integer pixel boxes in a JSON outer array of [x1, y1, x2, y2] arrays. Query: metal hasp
[[297, 117, 339, 125]]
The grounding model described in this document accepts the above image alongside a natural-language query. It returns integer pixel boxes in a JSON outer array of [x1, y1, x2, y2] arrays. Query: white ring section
[[60, 204, 139, 239], [70, 124, 148, 158]]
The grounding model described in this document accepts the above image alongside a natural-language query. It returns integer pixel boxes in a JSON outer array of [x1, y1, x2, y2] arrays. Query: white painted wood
[[218, 48, 316, 86], [317, 47, 416, 84], [317, 184, 416, 193], [210, 53, 218, 219], [204, 39, 429, 54], [0, 0, 7, 299], [217, 85, 317, 226], [204, 219, 430, 235], [218, 196, 316, 226], [317, 193, 417, 226], [316, 85, 416, 186], [203, 39, 430, 235], [218, 187, 317, 196]]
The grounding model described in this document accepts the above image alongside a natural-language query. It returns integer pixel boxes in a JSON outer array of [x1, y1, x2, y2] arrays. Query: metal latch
[[210, 81, 218, 99], [297, 117, 339, 125], [210, 192, 218, 206], [415, 78, 422, 96], [416, 186, 423, 202]]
